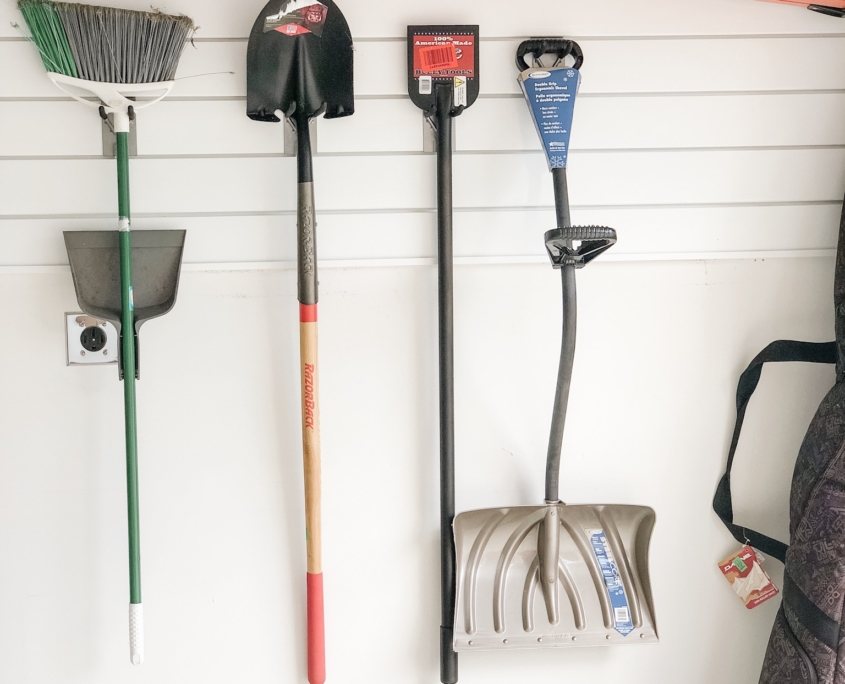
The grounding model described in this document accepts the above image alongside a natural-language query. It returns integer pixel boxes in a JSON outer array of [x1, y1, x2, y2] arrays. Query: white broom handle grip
[[129, 603, 144, 665]]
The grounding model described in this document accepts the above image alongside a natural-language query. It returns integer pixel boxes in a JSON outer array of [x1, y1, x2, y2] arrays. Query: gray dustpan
[[64, 230, 186, 377]]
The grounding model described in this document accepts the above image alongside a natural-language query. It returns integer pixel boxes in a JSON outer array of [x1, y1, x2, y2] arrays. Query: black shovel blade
[[64, 230, 186, 334], [247, 0, 354, 122]]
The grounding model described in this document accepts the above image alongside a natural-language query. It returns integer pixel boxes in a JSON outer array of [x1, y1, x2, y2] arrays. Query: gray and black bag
[[714, 202, 845, 683]]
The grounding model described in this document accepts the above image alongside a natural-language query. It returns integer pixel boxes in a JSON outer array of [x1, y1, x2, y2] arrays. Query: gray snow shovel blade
[[453, 504, 657, 650], [64, 230, 185, 377]]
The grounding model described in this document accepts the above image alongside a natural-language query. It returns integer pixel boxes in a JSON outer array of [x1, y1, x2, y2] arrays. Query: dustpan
[[452, 38, 658, 653], [64, 230, 185, 377]]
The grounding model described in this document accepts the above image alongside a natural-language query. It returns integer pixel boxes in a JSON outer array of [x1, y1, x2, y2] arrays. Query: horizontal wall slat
[[6, 37, 845, 102], [1, 0, 841, 39], [6, 92, 845, 157], [2, 150, 845, 216], [0, 204, 838, 268]]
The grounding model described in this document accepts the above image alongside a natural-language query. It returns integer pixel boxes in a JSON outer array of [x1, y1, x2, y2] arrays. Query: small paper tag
[[419, 75, 432, 95], [719, 546, 779, 609], [454, 77, 467, 107]]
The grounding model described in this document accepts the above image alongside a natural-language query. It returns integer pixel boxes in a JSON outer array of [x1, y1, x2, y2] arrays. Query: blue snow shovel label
[[588, 529, 634, 636], [518, 67, 580, 170]]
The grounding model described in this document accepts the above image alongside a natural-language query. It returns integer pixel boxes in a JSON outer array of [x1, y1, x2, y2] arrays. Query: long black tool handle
[[546, 167, 577, 504], [435, 83, 459, 684]]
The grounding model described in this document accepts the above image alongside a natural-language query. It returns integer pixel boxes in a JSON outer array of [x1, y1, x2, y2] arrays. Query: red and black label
[[407, 25, 480, 113], [412, 33, 476, 78]]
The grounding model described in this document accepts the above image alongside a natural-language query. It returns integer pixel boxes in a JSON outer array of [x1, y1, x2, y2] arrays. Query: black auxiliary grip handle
[[516, 38, 584, 71]]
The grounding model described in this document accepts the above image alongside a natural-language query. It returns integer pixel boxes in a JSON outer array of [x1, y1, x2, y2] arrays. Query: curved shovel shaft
[[117, 131, 143, 665]]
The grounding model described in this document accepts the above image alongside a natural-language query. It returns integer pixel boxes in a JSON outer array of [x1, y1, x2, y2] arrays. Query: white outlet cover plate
[[66, 313, 118, 366]]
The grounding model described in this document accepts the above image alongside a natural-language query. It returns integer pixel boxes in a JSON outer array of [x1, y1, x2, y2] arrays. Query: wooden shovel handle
[[300, 303, 324, 684]]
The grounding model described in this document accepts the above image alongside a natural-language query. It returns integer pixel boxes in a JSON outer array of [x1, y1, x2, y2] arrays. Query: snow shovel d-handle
[[407, 25, 480, 684], [451, 39, 658, 653], [61, 88, 186, 667], [247, 3, 353, 683]]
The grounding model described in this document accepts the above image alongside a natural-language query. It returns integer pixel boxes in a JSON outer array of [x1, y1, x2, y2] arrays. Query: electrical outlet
[[66, 313, 118, 366]]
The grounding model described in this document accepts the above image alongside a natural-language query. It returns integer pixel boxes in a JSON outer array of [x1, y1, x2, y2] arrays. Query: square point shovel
[[451, 39, 658, 654], [247, 2, 354, 682], [407, 24, 480, 684]]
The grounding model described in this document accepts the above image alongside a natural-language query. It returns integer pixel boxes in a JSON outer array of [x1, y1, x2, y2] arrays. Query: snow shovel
[[451, 39, 658, 652], [407, 25, 480, 684], [247, 3, 353, 683]]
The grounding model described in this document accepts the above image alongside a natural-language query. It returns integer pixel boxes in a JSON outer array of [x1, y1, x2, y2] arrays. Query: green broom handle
[[117, 130, 143, 665]]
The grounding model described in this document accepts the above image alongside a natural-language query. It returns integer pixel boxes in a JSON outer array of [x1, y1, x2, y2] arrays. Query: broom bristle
[[18, 0, 195, 84]]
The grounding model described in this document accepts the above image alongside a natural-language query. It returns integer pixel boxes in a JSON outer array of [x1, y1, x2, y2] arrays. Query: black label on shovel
[[407, 25, 479, 112]]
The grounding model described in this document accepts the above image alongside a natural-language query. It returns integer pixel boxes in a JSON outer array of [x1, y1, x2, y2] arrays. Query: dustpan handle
[[546, 170, 577, 504]]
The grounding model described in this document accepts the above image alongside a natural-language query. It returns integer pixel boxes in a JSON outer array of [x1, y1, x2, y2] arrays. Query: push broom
[[17, 0, 195, 665]]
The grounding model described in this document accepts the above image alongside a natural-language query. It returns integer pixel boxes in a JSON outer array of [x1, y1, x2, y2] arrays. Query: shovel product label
[[407, 26, 479, 113], [412, 33, 476, 78], [588, 529, 634, 636], [264, 0, 328, 37], [518, 66, 580, 170], [454, 77, 467, 107]]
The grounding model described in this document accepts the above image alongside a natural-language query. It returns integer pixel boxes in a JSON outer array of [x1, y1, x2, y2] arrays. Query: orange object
[[758, 0, 845, 7]]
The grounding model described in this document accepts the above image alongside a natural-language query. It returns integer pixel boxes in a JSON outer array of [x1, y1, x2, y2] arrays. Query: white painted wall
[[0, 0, 842, 682]]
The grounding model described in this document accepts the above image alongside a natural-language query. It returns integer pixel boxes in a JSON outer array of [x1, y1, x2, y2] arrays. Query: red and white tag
[[718, 546, 779, 609], [264, 0, 328, 37], [412, 34, 476, 78]]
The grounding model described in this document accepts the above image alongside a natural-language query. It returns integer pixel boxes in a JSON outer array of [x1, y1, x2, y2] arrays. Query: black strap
[[713, 340, 837, 563], [783, 572, 841, 652]]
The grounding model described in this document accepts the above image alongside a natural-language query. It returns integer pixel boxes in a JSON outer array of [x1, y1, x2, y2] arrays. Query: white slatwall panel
[[7, 92, 845, 157], [7, 37, 845, 100], [2, 4, 845, 266], [2, 0, 845, 38], [3, 150, 845, 216], [0, 204, 837, 269]]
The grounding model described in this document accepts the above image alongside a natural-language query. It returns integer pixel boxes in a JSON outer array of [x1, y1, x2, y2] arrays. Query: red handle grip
[[307, 572, 325, 684]]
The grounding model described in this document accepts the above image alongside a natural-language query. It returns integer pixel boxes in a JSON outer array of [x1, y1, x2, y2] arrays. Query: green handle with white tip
[[116, 125, 143, 666]]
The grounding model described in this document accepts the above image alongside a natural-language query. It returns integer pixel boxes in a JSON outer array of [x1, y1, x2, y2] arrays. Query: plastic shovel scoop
[[247, 3, 354, 683], [452, 39, 658, 653]]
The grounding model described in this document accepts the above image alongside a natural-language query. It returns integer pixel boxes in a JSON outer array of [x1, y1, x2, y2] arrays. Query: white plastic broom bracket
[[48, 73, 174, 133]]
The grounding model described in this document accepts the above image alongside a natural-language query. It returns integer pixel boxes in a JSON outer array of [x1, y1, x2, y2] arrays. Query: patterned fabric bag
[[713, 202, 845, 684]]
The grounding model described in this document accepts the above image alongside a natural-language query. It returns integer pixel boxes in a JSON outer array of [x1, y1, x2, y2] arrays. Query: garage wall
[[0, 0, 842, 682]]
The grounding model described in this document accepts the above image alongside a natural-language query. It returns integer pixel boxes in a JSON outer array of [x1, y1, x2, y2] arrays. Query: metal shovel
[[247, 3, 354, 682], [406, 25, 480, 684], [451, 39, 658, 653]]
